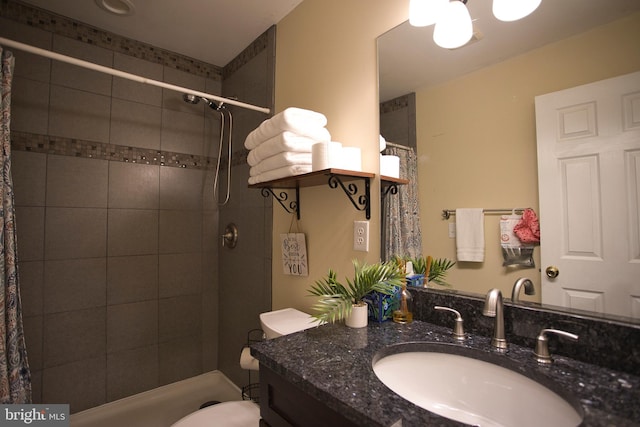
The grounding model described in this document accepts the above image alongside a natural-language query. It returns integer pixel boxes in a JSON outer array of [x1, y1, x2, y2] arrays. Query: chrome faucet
[[511, 277, 535, 302], [483, 288, 507, 350]]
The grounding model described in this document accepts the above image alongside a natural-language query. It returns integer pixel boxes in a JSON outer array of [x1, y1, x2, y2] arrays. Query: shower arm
[[0, 36, 270, 115]]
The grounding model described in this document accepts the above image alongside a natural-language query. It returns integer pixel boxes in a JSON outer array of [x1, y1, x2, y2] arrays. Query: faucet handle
[[434, 306, 465, 341], [534, 328, 579, 364]]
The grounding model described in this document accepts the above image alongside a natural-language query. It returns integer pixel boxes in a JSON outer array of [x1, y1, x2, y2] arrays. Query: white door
[[535, 71, 640, 319]]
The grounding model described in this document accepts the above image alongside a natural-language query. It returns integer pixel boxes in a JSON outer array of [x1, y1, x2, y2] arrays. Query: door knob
[[545, 266, 559, 279]]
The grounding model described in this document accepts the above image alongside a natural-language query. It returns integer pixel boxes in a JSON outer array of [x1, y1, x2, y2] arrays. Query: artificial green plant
[[410, 255, 456, 286], [308, 260, 404, 323]]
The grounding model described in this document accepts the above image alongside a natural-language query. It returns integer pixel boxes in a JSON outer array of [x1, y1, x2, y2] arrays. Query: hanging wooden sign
[[280, 232, 308, 276]]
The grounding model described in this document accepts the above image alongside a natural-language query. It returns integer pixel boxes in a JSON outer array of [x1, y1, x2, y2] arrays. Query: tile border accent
[[10, 131, 234, 170], [223, 27, 271, 79], [380, 94, 411, 114], [11, 131, 249, 169]]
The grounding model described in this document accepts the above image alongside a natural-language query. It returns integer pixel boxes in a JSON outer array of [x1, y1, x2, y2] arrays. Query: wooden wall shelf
[[250, 169, 374, 219]]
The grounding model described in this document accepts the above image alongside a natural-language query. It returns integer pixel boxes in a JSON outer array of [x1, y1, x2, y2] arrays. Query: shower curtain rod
[[384, 142, 412, 150], [0, 37, 271, 115]]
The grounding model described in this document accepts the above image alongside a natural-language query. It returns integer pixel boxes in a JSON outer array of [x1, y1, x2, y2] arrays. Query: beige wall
[[417, 13, 640, 300], [272, 3, 640, 311], [272, 0, 407, 312]]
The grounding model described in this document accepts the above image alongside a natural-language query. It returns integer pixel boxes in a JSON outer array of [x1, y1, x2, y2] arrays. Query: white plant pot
[[345, 303, 368, 328]]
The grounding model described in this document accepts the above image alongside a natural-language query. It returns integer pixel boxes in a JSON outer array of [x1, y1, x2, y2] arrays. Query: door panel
[[560, 155, 601, 258]]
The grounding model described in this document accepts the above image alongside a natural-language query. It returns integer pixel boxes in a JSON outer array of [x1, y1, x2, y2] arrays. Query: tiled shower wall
[[379, 93, 416, 149], [218, 30, 275, 388], [1, 0, 273, 412]]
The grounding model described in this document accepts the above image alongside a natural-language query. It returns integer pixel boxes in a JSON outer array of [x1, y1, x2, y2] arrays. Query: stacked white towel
[[245, 107, 331, 185]]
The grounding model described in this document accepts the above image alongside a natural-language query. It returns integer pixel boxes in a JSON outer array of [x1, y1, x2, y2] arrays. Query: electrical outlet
[[354, 220, 369, 252]]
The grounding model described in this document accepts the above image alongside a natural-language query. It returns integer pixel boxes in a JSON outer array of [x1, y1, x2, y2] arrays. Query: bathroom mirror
[[378, 0, 640, 323]]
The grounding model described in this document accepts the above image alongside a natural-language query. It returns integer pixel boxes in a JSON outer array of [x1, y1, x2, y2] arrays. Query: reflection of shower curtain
[[382, 146, 422, 261], [0, 47, 31, 403]]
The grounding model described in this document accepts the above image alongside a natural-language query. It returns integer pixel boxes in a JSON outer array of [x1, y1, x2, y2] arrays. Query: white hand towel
[[247, 131, 316, 166], [456, 208, 485, 262], [247, 164, 312, 185], [244, 107, 330, 150], [249, 152, 312, 177]]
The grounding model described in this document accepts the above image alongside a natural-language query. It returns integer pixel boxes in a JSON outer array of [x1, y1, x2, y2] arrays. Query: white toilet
[[259, 307, 318, 339], [170, 308, 315, 427]]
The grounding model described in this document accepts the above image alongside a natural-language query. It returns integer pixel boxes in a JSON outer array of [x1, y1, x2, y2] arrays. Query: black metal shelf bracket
[[327, 174, 371, 219], [261, 187, 300, 219], [381, 182, 399, 199]]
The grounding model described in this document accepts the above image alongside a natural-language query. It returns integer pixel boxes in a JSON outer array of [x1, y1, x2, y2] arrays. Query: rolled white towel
[[247, 131, 316, 166], [244, 107, 330, 150], [248, 164, 313, 185], [249, 152, 312, 177]]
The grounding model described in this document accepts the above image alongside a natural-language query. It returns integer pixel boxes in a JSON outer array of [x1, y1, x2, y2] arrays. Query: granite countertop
[[251, 320, 640, 427]]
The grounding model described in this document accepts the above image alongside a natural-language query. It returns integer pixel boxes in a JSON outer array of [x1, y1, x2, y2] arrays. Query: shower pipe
[[0, 37, 271, 115], [214, 107, 233, 205]]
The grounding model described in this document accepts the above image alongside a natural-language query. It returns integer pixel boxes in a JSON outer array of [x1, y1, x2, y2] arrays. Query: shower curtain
[[0, 46, 32, 404], [382, 145, 423, 261]]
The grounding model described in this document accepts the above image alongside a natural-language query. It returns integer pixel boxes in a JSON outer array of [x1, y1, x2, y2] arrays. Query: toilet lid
[[171, 401, 260, 427]]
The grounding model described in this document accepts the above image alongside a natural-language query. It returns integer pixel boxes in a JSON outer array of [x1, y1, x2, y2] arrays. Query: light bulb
[[409, 0, 448, 27], [492, 0, 542, 22], [433, 0, 473, 49]]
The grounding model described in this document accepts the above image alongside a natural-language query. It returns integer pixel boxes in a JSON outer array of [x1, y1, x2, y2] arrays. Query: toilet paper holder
[[241, 328, 264, 404]]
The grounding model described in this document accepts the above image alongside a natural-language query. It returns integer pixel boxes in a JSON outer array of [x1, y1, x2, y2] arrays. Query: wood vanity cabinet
[[259, 365, 360, 427]]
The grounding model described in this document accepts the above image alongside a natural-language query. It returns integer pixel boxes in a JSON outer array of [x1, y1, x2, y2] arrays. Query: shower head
[[182, 93, 199, 104], [182, 93, 224, 110]]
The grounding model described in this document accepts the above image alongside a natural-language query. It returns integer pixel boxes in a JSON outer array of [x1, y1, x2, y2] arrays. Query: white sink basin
[[373, 345, 583, 427]]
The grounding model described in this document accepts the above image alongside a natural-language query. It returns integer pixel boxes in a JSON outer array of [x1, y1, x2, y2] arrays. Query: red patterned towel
[[514, 208, 540, 243]]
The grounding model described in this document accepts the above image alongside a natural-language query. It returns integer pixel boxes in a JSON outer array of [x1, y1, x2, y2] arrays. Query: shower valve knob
[[222, 223, 238, 248]]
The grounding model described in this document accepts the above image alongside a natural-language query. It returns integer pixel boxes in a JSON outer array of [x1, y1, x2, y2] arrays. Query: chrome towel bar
[[441, 208, 527, 220]]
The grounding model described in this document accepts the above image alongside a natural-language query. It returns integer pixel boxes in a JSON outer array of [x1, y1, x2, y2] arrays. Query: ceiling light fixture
[[94, 0, 135, 16], [433, 0, 473, 49], [492, 0, 542, 22], [409, 0, 448, 27], [413, 0, 543, 50]]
